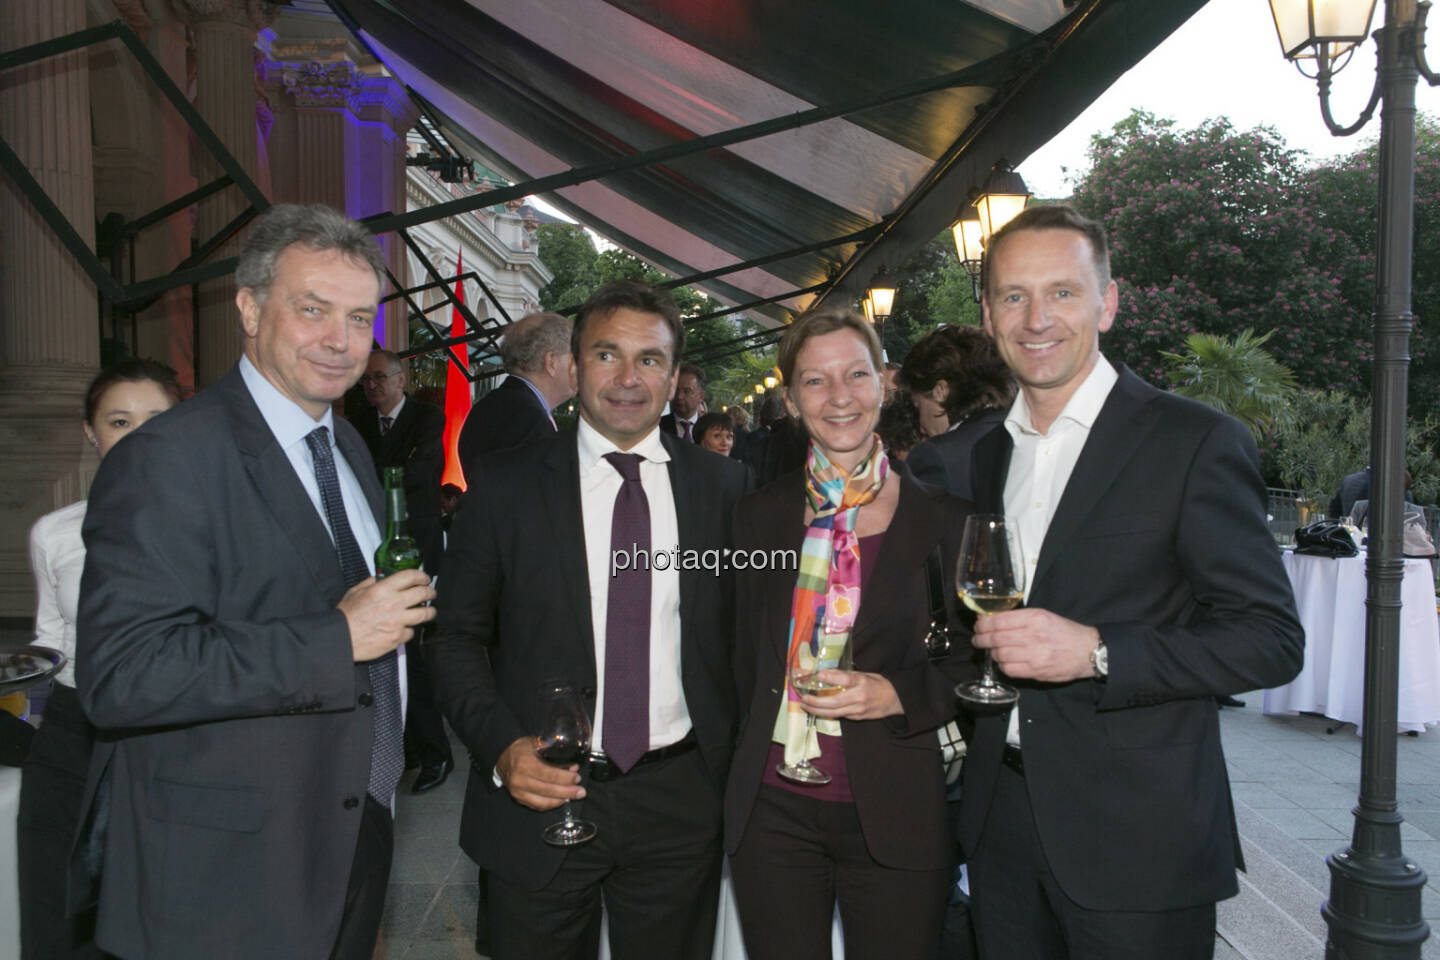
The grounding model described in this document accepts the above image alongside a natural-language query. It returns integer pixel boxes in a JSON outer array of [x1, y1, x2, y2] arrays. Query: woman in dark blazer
[[724, 307, 974, 960]]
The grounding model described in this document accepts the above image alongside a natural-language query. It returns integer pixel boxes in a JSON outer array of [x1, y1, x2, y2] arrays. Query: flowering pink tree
[[1070, 111, 1373, 397]]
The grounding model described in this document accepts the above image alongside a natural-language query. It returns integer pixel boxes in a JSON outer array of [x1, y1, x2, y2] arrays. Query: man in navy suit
[[457, 310, 575, 484], [76, 204, 435, 959], [960, 205, 1303, 960], [432, 280, 749, 960]]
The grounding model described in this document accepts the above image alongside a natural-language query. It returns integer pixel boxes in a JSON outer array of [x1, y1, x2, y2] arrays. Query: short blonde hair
[[776, 308, 883, 386]]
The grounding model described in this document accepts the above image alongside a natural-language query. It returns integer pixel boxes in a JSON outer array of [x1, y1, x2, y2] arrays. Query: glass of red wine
[[537, 680, 596, 846]]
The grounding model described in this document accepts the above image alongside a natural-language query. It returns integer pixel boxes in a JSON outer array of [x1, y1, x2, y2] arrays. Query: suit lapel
[[335, 420, 384, 525], [542, 429, 597, 673], [851, 469, 933, 658], [222, 370, 347, 598], [971, 423, 1013, 514], [662, 434, 700, 637], [1031, 369, 1161, 591]]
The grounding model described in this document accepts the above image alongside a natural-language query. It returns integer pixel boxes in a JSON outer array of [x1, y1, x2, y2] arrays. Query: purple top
[[762, 531, 885, 803]]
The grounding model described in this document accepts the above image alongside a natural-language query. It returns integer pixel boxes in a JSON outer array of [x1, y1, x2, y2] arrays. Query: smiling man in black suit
[[960, 205, 1304, 960], [432, 279, 749, 960]]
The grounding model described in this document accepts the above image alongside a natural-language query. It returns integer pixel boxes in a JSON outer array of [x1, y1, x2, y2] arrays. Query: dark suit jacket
[[430, 426, 751, 891], [457, 375, 554, 486], [959, 365, 1304, 912], [354, 394, 446, 569], [75, 366, 383, 960], [905, 408, 1007, 501], [724, 463, 974, 870], [659, 411, 698, 442]]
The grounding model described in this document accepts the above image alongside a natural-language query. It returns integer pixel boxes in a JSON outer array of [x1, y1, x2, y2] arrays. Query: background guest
[[694, 412, 737, 457], [660, 362, 706, 441], [898, 325, 1016, 500], [19, 358, 182, 960], [458, 311, 575, 486], [355, 348, 452, 794], [875, 393, 925, 461], [725, 308, 972, 960]]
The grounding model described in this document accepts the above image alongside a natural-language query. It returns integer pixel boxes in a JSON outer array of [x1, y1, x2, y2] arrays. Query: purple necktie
[[680, 420, 692, 442], [603, 452, 650, 771]]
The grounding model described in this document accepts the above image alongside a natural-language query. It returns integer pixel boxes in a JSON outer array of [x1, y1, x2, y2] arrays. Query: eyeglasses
[[359, 372, 398, 386]]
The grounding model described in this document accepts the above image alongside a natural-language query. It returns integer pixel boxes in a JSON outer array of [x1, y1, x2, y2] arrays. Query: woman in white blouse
[[20, 358, 181, 959]]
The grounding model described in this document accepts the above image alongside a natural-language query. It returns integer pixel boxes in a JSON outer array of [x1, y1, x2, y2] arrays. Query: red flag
[[441, 252, 471, 490]]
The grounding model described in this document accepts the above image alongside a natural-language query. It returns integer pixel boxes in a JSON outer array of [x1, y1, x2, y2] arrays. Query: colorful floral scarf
[[772, 436, 890, 766]]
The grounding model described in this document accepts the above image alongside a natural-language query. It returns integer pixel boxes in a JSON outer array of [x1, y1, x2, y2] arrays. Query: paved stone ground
[[364, 698, 1440, 959]]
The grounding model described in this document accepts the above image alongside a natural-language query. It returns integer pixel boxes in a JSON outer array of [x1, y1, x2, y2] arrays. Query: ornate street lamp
[[1273, 1, 1438, 956], [866, 266, 898, 360], [951, 201, 986, 303], [860, 295, 876, 323], [973, 160, 1031, 242], [764, 374, 778, 390]]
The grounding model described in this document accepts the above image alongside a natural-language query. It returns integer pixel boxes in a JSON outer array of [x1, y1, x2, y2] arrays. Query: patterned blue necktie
[[305, 426, 404, 805]]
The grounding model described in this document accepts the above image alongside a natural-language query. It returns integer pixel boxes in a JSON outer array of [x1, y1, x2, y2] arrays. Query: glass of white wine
[[777, 627, 853, 785], [955, 514, 1025, 707]]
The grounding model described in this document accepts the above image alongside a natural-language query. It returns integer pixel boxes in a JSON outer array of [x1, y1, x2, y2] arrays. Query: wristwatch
[[1090, 636, 1109, 679]]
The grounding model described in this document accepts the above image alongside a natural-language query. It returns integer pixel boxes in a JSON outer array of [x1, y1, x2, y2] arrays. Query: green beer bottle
[[374, 466, 422, 578]]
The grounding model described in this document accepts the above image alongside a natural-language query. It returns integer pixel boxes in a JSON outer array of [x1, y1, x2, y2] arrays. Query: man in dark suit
[[355, 347, 453, 793], [658, 362, 704, 441], [75, 203, 435, 960], [959, 205, 1304, 960], [431, 279, 750, 960], [457, 310, 575, 484]]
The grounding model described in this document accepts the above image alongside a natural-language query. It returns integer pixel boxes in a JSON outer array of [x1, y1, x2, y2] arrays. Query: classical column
[[0, 0, 100, 618], [178, 0, 274, 388], [265, 52, 417, 347], [92, 0, 197, 392]]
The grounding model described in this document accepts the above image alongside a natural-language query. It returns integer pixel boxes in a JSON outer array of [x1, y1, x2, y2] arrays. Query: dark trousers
[[486, 748, 722, 960], [18, 683, 106, 960], [328, 795, 395, 960], [729, 785, 951, 960], [405, 632, 452, 768], [967, 764, 1216, 960]]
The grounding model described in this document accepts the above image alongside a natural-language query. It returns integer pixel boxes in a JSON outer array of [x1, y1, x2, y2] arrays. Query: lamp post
[[950, 165, 1031, 304], [866, 267, 897, 359], [1272, 1, 1438, 956], [951, 202, 986, 303]]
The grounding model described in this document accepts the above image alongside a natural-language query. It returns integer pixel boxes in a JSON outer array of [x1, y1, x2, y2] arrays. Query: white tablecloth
[[1263, 552, 1440, 734], [0, 765, 21, 960]]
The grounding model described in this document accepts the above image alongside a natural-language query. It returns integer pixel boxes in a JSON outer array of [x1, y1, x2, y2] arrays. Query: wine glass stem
[[803, 713, 818, 765], [981, 650, 1000, 687]]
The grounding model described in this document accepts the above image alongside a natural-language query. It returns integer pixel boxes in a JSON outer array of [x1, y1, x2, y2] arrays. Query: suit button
[[343, 796, 360, 810], [358, 692, 373, 707]]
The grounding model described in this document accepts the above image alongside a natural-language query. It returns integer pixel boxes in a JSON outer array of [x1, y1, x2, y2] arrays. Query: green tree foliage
[[1070, 111, 1373, 395], [925, 257, 983, 332], [533, 222, 762, 397], [1306, 115, 1440, 411], [1269, 390, 1440, 507], [1163, 329, 1297, 441]]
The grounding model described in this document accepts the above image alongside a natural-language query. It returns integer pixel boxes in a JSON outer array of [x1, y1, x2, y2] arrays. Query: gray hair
[[235, 203, 386, 300], [501, 311, 573, 375], [370, 348, 404, 373]]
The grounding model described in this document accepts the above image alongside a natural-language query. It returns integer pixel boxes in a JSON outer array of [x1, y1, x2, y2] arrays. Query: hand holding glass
[[955, 514, 1025, 706], [536, 681, 596, 846], [777, 630, 853, 785]]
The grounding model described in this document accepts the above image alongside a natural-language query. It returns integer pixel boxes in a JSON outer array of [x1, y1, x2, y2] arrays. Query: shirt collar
[[1004, 353, 1117, 438], [239, 354, 335, 449], [576, 415, 672, 470], [380, 394, 405, 420], [508, 373, 551, 413]]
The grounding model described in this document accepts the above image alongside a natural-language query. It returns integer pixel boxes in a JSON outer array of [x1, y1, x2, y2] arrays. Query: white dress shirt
[[576, 416, 690, 754], [239, 356, 404, 707], [28, 499, 88, 688], [1001, 354, 1118, 746], [379, 393, 405, 426]]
